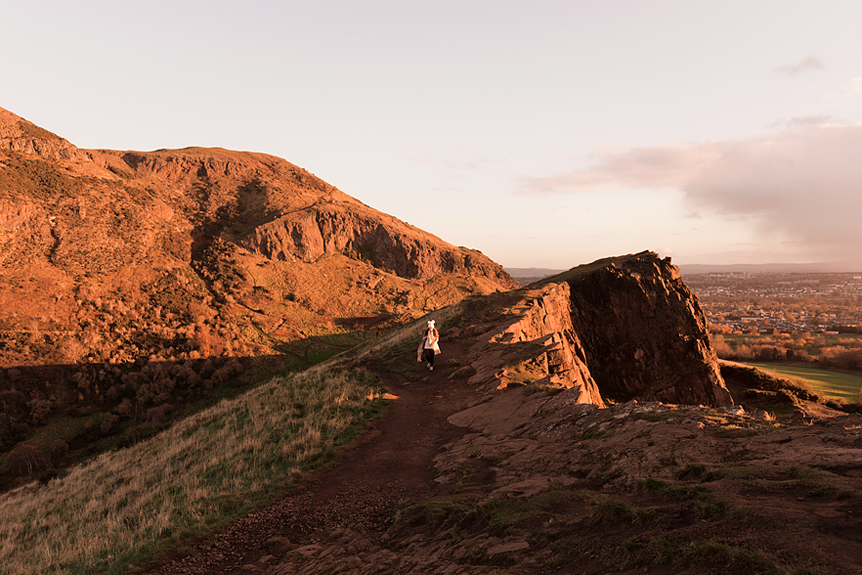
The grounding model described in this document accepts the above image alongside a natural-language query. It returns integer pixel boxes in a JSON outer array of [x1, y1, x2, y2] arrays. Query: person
[[417, 319, 441, 371]]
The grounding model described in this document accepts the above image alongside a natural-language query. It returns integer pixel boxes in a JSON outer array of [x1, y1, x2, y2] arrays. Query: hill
[[0, 106, 515, 489]]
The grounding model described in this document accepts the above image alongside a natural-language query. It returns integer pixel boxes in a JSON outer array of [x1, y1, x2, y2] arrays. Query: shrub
[[4, 444, 50, 478]]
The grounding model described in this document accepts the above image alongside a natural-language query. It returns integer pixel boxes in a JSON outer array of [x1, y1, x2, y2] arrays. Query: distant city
[[685, 273, 862, 334], [507, 267, 862, 336]]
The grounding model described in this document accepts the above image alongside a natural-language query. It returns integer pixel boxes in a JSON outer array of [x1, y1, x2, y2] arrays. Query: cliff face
[[245, 205, 511, 282], [93, 146, 516, 286], [458, 283, 604, 407], [458, 251, 731, 408], [560, 251, 731, 406]]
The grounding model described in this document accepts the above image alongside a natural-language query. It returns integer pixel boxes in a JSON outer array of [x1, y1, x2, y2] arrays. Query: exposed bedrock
[[0, 107, 86, 161], [563, 251, 732, 406], [464, 251, 732, 408], [245, 206, 516, 285], [465, 281, 605, 407]]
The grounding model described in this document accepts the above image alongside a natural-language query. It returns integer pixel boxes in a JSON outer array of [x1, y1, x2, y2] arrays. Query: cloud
[[522, 144, 722, 193], [768, 115, 840, 130], [521, 124, 862, 263], [771, 56, 824, 78]]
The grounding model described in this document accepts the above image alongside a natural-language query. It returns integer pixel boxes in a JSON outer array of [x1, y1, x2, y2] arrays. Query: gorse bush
[[0, 365, 387, 575]]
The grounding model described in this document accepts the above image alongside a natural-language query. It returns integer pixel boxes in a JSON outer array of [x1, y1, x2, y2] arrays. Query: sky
[[4, 0, 862, 270]]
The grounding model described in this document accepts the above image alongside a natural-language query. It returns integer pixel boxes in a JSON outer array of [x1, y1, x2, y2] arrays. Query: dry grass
[[0, 364, 387, 575]]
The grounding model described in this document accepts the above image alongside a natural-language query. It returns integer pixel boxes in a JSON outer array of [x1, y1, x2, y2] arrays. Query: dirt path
[[139, 344, 480, 575]]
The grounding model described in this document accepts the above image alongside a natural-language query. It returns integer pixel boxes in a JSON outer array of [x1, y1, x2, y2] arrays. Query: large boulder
[[558, 251, 732, 406], [461, 251, 732, 408]]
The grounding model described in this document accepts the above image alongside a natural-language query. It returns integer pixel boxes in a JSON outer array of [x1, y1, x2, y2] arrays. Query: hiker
[[417, 319, 441, 371]]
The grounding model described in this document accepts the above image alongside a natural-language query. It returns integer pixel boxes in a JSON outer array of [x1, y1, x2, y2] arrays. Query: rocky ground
[[137, 334, 862, 575]]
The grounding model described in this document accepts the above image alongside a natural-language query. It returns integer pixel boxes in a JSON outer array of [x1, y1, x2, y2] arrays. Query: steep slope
[[0, 107, 87, 161], [556, 251, 731, 405], [0, 106, 515, 486]]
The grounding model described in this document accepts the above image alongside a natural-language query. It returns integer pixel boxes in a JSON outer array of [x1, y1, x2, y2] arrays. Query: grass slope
[[746, 362, 862, 402], [0, 364, 387, 575], [0, 302, 465, 575]]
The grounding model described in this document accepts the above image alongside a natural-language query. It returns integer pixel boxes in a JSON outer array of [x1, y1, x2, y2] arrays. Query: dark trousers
[[423, 348, 435, 366]]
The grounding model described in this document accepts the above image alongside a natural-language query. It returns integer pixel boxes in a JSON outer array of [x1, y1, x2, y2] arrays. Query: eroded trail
[[139, 344, 479, 575]]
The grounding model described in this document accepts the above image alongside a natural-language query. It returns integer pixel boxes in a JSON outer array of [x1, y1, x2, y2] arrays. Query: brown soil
[[136, 338, 862, 575]]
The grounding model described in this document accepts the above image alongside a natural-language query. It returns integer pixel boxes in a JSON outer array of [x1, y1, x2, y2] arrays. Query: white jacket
[[417, 330, 441, 361]]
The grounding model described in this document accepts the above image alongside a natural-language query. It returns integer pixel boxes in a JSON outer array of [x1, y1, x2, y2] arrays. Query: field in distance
[[745, 362, 862, 401]]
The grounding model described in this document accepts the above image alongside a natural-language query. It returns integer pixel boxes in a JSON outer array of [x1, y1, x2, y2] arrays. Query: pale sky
[[4, 0, 862, 269]]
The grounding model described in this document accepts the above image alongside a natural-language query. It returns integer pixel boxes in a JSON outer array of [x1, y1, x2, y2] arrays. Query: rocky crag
[[444, 251, 731, 409]]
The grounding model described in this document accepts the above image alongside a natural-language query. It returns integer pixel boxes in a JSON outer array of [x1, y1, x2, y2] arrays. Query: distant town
[[685, 273, 862, 334]]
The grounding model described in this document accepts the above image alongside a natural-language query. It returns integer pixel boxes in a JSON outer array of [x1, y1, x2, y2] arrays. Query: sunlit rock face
[[0, 107, 85, 161]]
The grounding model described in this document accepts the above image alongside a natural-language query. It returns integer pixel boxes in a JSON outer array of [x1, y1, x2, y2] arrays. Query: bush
[[4, 444, 50, 478]]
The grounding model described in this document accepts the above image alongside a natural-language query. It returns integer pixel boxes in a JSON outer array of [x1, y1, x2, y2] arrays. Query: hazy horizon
[[506, 261, 862, 277], [5, 1, 862, 270]]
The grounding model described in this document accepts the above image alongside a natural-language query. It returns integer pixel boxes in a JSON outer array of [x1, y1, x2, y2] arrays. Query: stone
[[489, 478, 549, 499], [461, 251, 733, 409], [487, 538, 530, 556], [562, 252, 733, 407]]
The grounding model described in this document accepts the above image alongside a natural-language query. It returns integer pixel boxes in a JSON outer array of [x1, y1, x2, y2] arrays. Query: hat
[[428, 320, 435, 329]]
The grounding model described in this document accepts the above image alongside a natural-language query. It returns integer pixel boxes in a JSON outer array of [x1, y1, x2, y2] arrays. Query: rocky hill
[[0, 106, 515, 487], [5, 146, 859, 575]]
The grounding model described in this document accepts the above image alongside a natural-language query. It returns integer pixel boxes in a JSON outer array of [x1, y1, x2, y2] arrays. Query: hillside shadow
[[0, 353, 294, 492]]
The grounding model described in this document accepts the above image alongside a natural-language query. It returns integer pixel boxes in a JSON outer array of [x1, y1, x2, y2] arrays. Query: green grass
[[610, 537, 787, 573], [480, 487, 582, 532], [723, 332, 862, 349], [746, 363, 862, 401], [591, 496, 658, 525], [779, 467, 859, 499], [0, 364, 389, 575]]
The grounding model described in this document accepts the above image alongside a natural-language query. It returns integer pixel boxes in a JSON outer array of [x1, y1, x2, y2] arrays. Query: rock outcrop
[[246, 204, 512, 281], [0, 107, 86, 161], [458, 251, 732, 408], [458, 282, 604, 406], [559, 251, 732, 406]]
